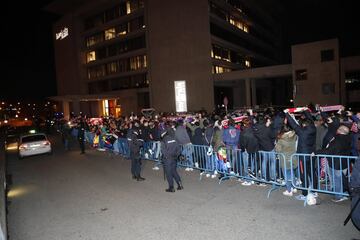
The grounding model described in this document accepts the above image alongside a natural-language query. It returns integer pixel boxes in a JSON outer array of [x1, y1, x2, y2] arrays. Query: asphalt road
[[5, 134, 360, 240]]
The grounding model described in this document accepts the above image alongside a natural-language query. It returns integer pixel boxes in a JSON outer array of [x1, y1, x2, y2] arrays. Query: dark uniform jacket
[[161, 129, 181, 160], [127, 128, 143, 158]]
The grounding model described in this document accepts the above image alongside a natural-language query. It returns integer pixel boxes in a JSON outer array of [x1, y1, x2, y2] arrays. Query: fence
[[290, 153, 358, 198], [70, 129, 359, 202]]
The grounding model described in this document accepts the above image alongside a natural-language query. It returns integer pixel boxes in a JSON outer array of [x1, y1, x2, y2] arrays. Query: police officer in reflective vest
[[127, 122, 145, 181], [160, 126, 183, 192]]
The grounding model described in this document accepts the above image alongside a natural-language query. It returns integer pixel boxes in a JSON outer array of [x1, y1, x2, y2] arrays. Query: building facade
[[46, 0, 283, 117], [291, 39, 360, 108]]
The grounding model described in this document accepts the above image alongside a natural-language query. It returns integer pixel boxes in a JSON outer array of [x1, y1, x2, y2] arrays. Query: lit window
[[103, 100, 109, 116], [229, 17, 243, 30], [229, 16, 248, 33], [130, 55, 147, 70], [245, 60, 251, 68], [243, 25, 249, 33], [105, 28, 116, 40], [143, 55, 147, 67], [126, 1, 131, 14], [213, 66, 231, 74], [87, 51, 96, 63], [107, 62, 118, 74]]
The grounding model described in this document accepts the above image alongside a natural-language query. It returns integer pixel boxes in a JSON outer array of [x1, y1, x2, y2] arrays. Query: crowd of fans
[[59, 104, 360, 203]]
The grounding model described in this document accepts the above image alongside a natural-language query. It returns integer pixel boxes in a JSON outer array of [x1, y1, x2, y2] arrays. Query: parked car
[[18, 133, 52, 159], [5, 126, 35, 153]]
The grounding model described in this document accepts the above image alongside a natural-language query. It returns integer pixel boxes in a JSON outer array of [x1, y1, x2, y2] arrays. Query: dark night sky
[[1, 0, 359, 102]]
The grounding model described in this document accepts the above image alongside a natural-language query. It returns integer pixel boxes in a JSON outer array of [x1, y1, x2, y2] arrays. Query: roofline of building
[[213, 64, 292, 82]]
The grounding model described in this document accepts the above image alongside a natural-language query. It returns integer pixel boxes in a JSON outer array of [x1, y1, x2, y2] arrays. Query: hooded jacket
[[275, 130, 297, 170], [240, 127, 259, 153], [253, 123, 275, 151]]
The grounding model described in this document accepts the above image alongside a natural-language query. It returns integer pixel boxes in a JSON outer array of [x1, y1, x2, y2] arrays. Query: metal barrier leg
[[219, 174, 231, 184], [267, 183, 280, 198]]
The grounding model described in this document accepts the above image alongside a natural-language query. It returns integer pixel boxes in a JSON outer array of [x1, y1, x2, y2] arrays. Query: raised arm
[[285, 112, 302, 134]]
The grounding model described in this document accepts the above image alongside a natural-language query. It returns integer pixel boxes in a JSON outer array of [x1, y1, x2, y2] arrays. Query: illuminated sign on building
[[56, 27, 69, 40], [174, 81, 187, 112]]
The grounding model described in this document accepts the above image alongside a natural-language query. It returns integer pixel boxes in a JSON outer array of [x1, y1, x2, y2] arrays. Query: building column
[[245, 79, 252, 107], [251, 79, 257, 106], [232, 87, 241, 109], [72, 100, 80, 116], [62, 101, 70, 120]]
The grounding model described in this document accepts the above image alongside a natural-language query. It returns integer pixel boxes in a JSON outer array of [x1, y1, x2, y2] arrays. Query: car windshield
[[22, 135, 46, 143]]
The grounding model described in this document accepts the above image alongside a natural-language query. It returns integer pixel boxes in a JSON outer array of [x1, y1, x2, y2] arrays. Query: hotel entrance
[[102, 99, 121, 117]]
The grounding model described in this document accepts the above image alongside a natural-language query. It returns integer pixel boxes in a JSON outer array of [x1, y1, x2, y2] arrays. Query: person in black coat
[[160, 127, 183, 192], [240, 118, 259, 185], [285, 110, 317, 197], [127, 122, 145, 181], [321, 113, 341, 148], [253, 115, 276, 181], [316, 125, 352, 201]]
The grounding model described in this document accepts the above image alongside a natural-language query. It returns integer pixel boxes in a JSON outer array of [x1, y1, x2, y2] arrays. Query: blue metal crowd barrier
[[290, 153, 358, 198], [176, 144, 288, 197]]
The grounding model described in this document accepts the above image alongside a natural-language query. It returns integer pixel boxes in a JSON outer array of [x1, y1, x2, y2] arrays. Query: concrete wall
[[53, 16, 85, 96], [146, 0, 214, 112], [292, 39, 340, 106], [341, 56, 360, 104]]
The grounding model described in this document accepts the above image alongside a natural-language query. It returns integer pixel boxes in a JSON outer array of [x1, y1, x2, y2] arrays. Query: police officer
[[127, 121, 145, 181], [77, 117, 86, 154], [160, 125, 183, 192]]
